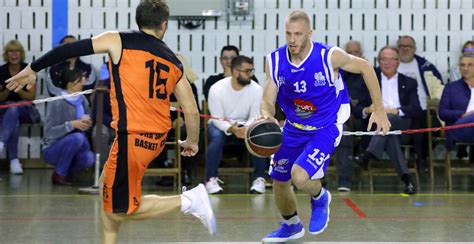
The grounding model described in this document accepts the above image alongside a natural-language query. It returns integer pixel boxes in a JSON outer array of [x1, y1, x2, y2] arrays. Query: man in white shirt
[[397, 35, 443, 173], [354, 46, 422, 194], [205, 55, 267, 194]]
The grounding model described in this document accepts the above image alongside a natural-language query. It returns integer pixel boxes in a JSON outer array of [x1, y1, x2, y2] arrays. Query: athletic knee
[[102, 211, 125, 224], [291, 176, 309, 190]]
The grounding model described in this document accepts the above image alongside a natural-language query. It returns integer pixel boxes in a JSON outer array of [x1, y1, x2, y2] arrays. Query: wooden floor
[[0, 169, 473, 243]]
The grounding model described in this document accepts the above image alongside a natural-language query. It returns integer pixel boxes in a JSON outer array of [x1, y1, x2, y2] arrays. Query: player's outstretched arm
[[6, 31, 121, 92], [174, 75, 200, 157], [331, 47, 391, 134], [260, 60, 278, 124]]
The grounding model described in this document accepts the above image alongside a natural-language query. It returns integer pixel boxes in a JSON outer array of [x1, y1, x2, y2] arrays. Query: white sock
[[283, 215, 300, 225], [180, 195, 192, 213], [0, 142, 4, 153], [312, 188, 326, 201]]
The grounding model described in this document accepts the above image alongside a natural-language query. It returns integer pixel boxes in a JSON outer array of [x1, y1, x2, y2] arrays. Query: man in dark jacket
[[439, 53, 474, 150], [355, 46, 422, 194]]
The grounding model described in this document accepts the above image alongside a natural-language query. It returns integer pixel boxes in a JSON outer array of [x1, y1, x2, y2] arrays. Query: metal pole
[[93, 153, 100, 188], [78, 79, 106, 194]]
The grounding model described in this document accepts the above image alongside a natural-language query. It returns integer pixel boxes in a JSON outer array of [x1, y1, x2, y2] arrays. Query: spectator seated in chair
[[42, 67, 95, 185], [439, 53, 474, 153], [0, 40, 41, 174], [205, 55, 267, 194], [397, 35, 444, 174], [354, 46, 422, 195]]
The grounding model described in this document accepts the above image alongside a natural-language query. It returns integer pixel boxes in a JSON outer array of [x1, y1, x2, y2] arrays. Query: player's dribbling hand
[[5, 64, 37, 92], [368, 110, 391, 135], [256, 115, 279, 125], [178, 140, 199, 157]]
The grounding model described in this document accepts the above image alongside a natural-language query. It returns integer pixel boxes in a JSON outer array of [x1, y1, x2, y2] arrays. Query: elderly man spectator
[[450, 40, 474, 83], [439, 53, 474, 151], [354, 46, 422, 194], [397, 35, 443, 173]]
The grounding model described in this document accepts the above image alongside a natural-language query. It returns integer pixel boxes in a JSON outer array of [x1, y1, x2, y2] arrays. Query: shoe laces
[[268, 222, 286, 235], [270, 222, 295, 235], [208, 177, 224, 185], [254, 177, 266, 184]]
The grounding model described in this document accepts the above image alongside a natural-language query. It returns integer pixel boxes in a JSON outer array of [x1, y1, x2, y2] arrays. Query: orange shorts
[[102, 132, 167, 214]]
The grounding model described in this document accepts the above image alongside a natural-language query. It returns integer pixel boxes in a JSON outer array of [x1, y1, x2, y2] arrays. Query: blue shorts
[[269, 123, 342, 182]]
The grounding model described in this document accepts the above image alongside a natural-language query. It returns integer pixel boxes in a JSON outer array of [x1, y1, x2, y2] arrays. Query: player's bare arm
[[331, 47, 391, 134], [173, 75, 200, 156], [260, 60, 278, 124], [91, 31, 122, 64]]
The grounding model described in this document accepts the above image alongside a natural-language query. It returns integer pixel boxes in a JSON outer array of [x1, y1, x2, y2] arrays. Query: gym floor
[[0, 169, 473, 243]]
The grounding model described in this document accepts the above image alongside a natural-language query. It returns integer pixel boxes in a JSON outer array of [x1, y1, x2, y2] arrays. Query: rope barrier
[[0, 89, 94, 109], [3, 88, 474, 136]]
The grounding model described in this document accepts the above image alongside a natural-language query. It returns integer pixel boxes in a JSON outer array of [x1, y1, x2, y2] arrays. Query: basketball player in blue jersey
[[260, 11, 391, 242]]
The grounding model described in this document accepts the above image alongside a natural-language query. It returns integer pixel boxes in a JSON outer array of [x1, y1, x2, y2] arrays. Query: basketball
[[245, 118, 282, 158]]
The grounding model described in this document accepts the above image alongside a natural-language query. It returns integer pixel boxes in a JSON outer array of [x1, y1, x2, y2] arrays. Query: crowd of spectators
[[1, 35, 473, 193]]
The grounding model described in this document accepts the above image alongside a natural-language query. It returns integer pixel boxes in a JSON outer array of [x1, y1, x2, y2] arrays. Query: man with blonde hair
[[260, 10, 390, 241]]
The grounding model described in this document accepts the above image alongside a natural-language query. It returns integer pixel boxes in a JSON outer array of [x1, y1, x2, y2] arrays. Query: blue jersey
[[267, 42, 350, 130]]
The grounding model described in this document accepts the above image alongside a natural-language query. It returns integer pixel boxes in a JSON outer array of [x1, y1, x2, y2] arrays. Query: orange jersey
[[108, 31, 183, 134]]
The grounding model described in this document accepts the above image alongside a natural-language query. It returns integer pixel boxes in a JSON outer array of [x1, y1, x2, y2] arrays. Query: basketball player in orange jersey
[[6, 1, 216, 243]]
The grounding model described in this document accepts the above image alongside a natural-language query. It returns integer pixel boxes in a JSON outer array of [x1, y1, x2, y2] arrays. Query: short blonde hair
[[3, 40, 25, 63], [175, 53, 198, 83], [286, 10, 311, 28]]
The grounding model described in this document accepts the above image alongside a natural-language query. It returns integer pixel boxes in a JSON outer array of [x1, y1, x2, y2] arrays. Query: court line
[[1, 215, 473, 222], [343, 198, 367, 218], [2, 193, 474, 197]]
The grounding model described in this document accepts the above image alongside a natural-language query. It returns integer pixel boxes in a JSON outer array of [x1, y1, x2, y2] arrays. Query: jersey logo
[[314, 72, 326, 87], [291, 67, 305, 73], [293, 99, 317, 118], [272, 158, 289, 174], [278, 75, 286, 86]]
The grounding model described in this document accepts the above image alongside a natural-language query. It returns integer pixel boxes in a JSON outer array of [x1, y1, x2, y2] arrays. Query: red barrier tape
[[401, 122, 474, 134], [1, 90, 473, 135], [0, 101, 33, 109]]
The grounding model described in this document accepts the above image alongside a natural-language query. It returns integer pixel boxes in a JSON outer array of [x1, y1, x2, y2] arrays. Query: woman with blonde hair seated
[[0, 40, 40, 174]]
